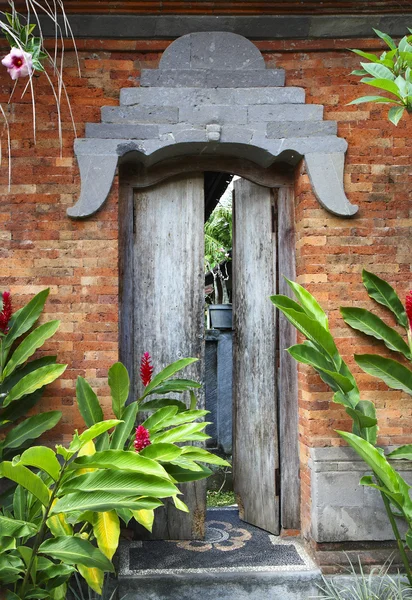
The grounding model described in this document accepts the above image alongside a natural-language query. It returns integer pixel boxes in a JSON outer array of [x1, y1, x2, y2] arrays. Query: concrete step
[[118, 508, 321, 600], [118, 568, 323, 600]]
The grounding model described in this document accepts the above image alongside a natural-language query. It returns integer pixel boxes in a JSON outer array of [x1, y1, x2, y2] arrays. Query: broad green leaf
[[0, 355, 56, 399], [359, 476, 404, 510], [172, 495, 189, 513], [110, 402, 138, 450], [155, 409, 210, 431], [285, 278, 329, 330], [0, 537, 16, 552], [76, 376, 103, 427], [141, 406, 179, 432], [93, 510, 120, 560], [139, 443, 183, 462], [60, 469, 179, 497], [141, 358, 198, 399], [354, 354, 412, 395], [4, 365, 67, 406], [360, 61, 396, 81], [171, 457, 205, 472], [363, 78, 402, 98], [2, 321, 60, 379], [348, 95, 399, 105], [180, 447, 231, 466], [69, 450, 170, 479], [340, 307, 411, 358], [47, 500, 73, 537], [4, 289, 49, 349], [18, 446, 61, 481], [51, 492, 163, 514], [117, 508, 133, 526], [337, 431, 402, 494], [315, 368, 355, 395], [151, 422, 211, 444], [270, 297, 341, 368], [71, 420, 121, 451], [387, 445, 412, 460], [349, 400, 378, 445], [49, 584, 67, 600], [130, 508, 154, 532], [287, 343, 335, 371], [77, 565, 104, 595], [346, 407, 377, 430], [108, 362, 130, 419], [13, 485, 26, 521], [148, 379, 201, 395], [351, 49, 381, 62], [388, 105, 405, 125], [269, 294, 305, 315], [372, 29, 397, 50], [0, 461, 49, 506], [3, 411, 62, 450], [39, 536, 114, 572], [0, 389, 43, 425], [138, 398, 187, 413], [0, 515, 38, 537], [362, 269, 408, 328], [164, 463, 212, 482]]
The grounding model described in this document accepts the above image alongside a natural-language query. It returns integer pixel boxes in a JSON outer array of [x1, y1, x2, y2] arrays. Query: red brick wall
[[1, 36, 411, 534]]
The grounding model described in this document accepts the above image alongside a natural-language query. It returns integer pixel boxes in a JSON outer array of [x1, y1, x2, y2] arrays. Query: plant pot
[[208, 304, 232, 330]]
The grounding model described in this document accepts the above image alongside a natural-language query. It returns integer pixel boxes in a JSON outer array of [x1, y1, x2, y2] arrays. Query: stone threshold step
[[118, 568, 323, 600]]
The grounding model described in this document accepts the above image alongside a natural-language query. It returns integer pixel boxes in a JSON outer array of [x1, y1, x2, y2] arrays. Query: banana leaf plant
[[271, 270, 412, 586], [0, 289, 66, 467], [349, 28, 412, 125], [0, 359, 229, 598]]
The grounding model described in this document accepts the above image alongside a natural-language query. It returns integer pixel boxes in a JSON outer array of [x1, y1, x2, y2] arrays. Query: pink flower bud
[[140, 352, 153, 387], [134, 425, 151, 452], [0, 291, 12, 334], [406, 291, 412, 330]]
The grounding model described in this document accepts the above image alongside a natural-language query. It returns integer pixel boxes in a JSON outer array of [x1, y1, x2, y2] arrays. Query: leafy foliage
[[349, 28, 412, 125], [0, 357, 229, 598], [271, 271, 412, 585], [0, 289, 66, 465]]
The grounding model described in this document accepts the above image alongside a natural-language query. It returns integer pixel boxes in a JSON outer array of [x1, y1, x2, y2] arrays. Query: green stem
[[19, 458, 69, 598], [378, 484, 412, 587]]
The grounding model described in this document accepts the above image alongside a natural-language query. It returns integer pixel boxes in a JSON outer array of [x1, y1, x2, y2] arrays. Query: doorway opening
[[119, 158, 299, 541]]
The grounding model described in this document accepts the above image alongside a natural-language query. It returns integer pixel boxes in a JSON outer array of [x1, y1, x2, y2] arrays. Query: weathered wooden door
[[232, 178, 279, 535], [119, 172, 206, 540]]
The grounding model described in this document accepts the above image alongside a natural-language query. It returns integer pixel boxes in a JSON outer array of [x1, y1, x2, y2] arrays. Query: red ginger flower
[[406, 291, 412, 330], [134, 425, 151, 452], [0, 291, 12, 334], [140, 352, 153, 387]]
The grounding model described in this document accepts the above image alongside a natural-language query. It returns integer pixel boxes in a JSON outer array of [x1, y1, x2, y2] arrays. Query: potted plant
[[204, 199, 232, 330]]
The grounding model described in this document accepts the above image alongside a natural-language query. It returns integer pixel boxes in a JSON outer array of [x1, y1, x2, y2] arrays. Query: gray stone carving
[[68, 31, 357, 219]]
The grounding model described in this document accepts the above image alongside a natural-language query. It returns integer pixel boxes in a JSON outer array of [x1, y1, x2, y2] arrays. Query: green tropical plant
[[349, 28, 412, 125], [204, 199, 232, 305], [271, 270, 412, 586], [313, 557, 412, 599], [0, 356, 229, 598], [0, 289, 66, 469]]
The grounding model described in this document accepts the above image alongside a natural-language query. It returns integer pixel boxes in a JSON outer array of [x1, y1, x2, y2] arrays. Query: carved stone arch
[[68, 31, 357, 219]]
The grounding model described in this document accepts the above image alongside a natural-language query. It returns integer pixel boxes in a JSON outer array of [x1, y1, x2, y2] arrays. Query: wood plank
[[232, 178, 279, 535], [132, 172, 206, 540], [277, 186, 300, 530]]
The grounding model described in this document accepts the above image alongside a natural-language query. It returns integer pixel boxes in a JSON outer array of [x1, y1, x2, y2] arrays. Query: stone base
[[310, 446, 412, 542]]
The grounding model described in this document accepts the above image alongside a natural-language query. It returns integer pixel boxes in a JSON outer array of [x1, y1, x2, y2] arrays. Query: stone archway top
[[68, 31, 358, 219]]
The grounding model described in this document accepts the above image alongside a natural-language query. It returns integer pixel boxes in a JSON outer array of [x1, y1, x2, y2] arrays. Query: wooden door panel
[[232, 178, 279, 535], [132, 173, 205, 540]]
